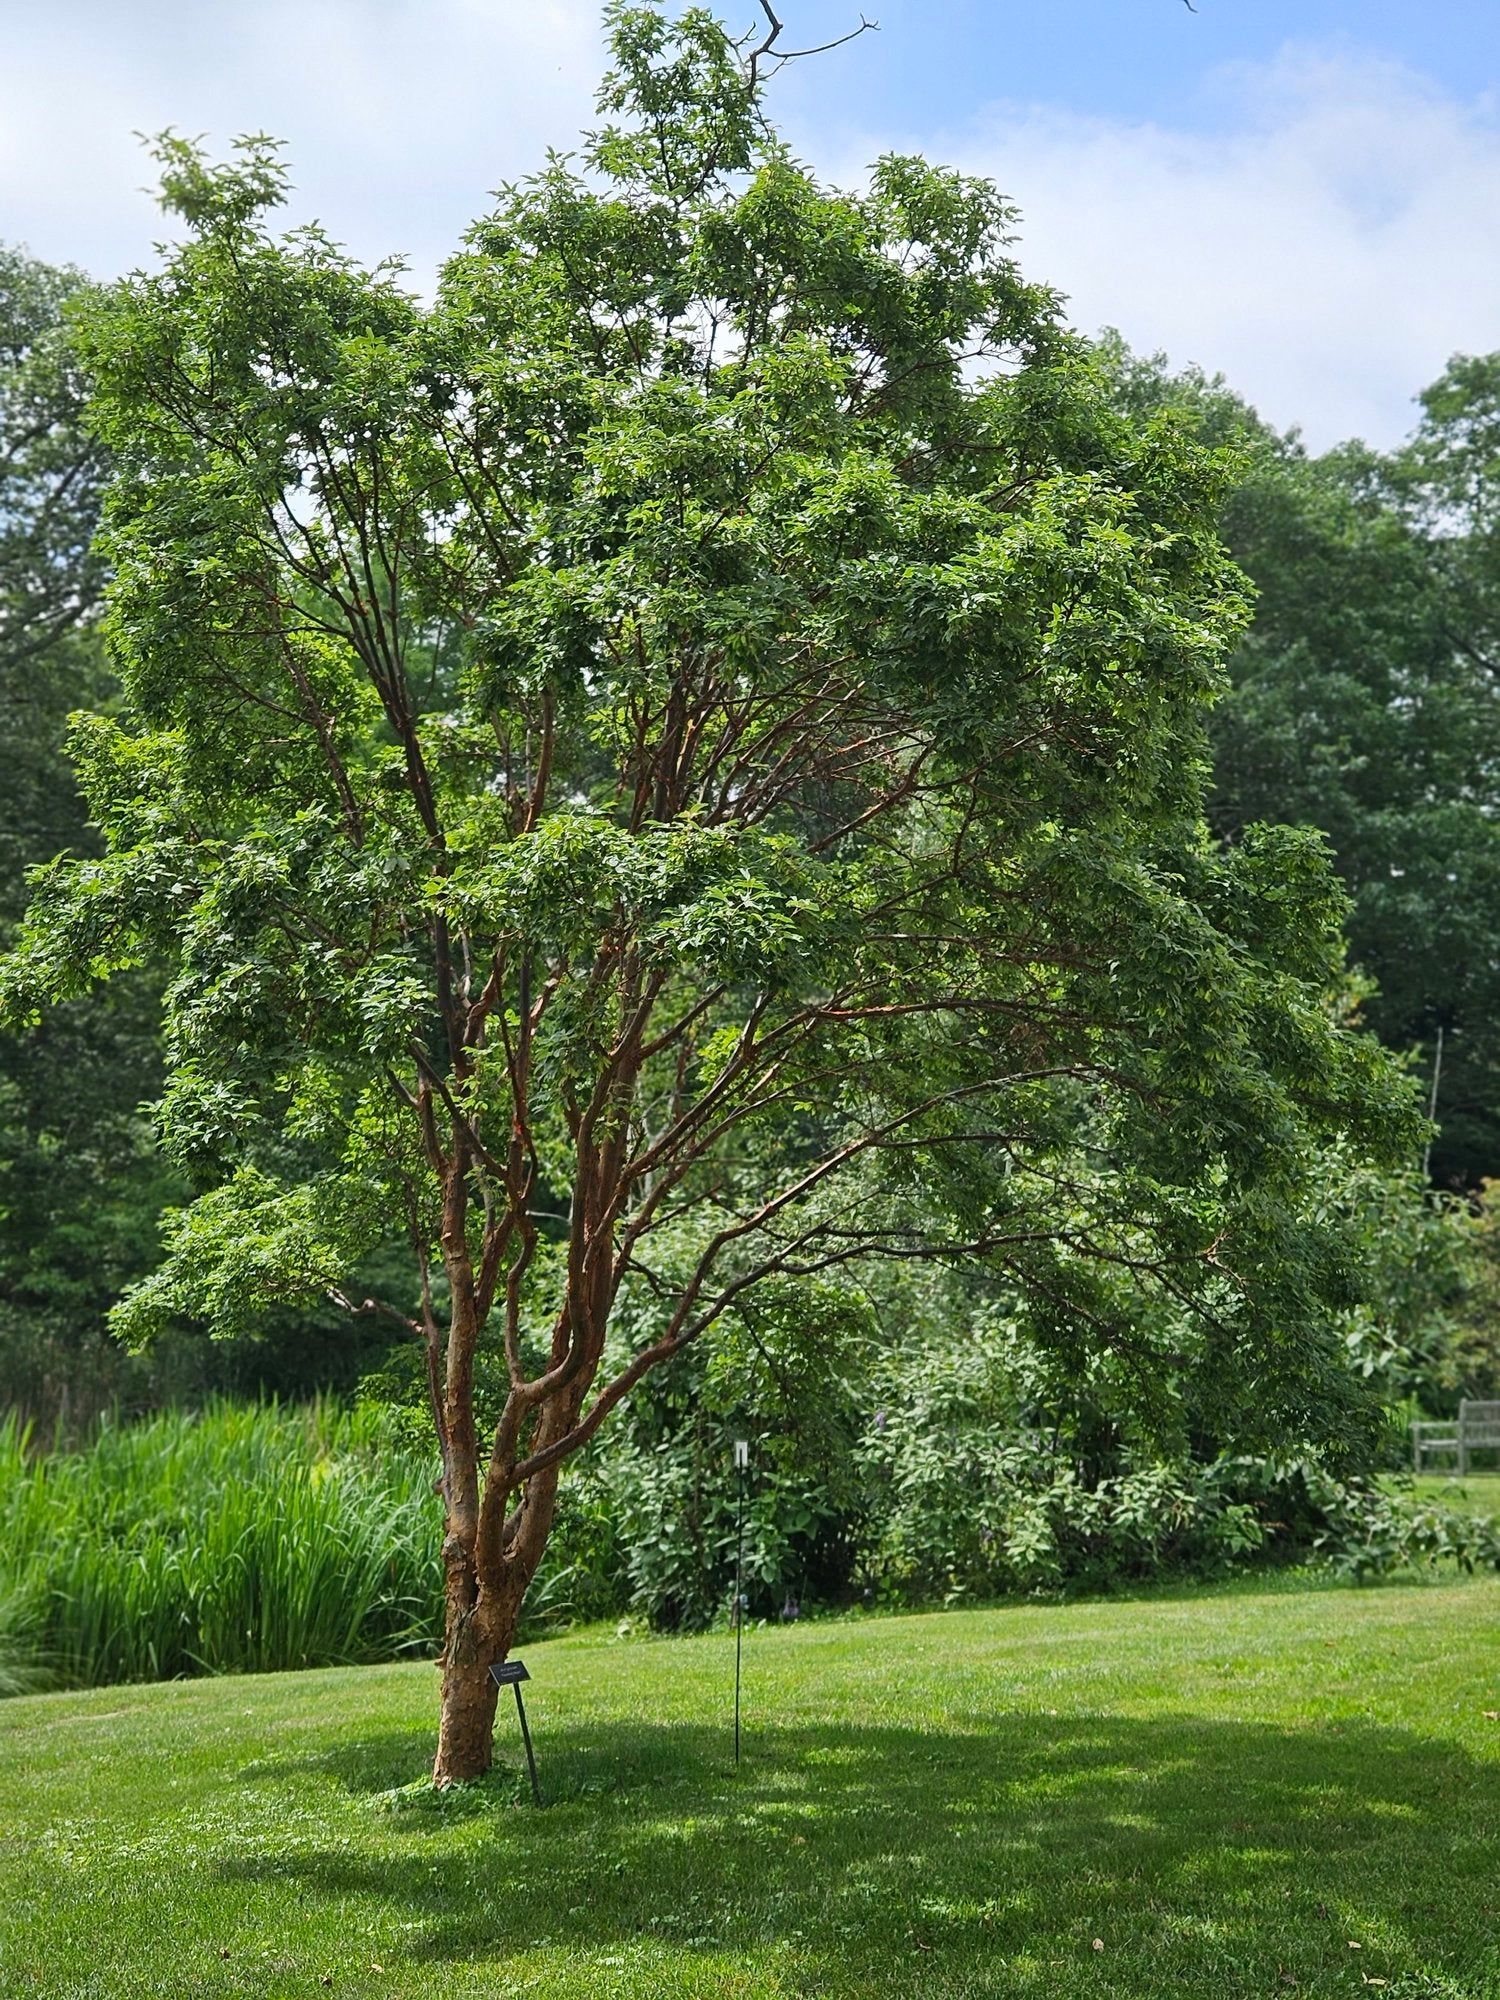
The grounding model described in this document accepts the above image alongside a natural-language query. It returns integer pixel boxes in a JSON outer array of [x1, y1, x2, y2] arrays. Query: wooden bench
[[1412, 1399, 1500, 1474]]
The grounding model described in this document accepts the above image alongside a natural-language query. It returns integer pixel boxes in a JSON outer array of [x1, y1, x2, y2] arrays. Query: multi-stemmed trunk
[[432, 1581, 520, 1784], [431, 1448, 565, 1785]]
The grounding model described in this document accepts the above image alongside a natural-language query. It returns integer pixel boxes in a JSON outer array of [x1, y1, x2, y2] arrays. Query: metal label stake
[[733, 1439, 749, 1765], [490, 1659, 542, 1805]]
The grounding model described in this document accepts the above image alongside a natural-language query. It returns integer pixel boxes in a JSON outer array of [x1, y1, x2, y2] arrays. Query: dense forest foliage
[[1106, 338, 1500, 1193], [1, 7, 1497, 1708], [0, 246, 168, 1423]]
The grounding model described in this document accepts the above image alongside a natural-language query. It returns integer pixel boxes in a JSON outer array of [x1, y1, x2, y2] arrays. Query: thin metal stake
[[1422, 1024, 1445, 1179], [513, 1683, 542, 1806], [733, 1439, 748, 1765], [491, 1659, 542, 1806]]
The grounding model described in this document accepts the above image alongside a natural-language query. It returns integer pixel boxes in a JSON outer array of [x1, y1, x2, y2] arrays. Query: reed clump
[[0, 1401, 443, 1691]]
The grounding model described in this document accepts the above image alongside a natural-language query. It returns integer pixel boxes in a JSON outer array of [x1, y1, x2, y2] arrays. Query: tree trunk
[[430, 1437, 564, 1784], [434, 1640, 500, 1784], [432, 1578, 524, 1784]]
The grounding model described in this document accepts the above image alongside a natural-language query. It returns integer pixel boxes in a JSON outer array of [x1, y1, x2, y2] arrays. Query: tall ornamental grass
[[0, 1402, 443, 1690]]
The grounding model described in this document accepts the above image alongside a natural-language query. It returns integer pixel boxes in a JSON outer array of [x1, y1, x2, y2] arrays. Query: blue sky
[[769, 0, 1500, 132], [3, 2, 1497, 448]]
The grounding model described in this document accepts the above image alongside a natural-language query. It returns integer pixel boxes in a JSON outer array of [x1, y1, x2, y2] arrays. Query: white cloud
[[0, 0, 603, 284], [5, 16, 1497, 449], [882, 48, 1500, 449]]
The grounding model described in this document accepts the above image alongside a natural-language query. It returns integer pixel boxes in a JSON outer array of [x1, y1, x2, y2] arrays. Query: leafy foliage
[[0, 248, 182, 1424], [1426, 1180, 1500, 1411], [1102, 335, 1500, 1188], [599, 1273, 870, 1628], [0, 246, 108, 676]]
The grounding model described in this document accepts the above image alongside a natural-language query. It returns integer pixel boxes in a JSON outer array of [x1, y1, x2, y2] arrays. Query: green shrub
[[593, 1278, 871, 1630], [1302, 1469, 1500, 1579], [862, 1423, 1500, 1601], [860, 1426, 1269, 1603]]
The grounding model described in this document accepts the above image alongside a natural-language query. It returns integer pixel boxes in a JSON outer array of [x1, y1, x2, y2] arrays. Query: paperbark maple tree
[[4, 4, 1415, 1780]]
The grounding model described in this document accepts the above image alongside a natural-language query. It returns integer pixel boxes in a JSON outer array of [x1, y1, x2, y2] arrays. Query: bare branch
[[743, 1, 878, 86], [326, 1288, 422, 1338]]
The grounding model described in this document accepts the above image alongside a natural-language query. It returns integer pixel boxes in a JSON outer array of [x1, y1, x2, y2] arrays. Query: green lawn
[[2, 1576, 1498, 1999], [1406, 1470, 1500, 1517]]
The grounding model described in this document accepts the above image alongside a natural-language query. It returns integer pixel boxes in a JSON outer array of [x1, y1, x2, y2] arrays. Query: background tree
[[0, 247, 176, 1424], [1393, 353, 1500, 1183], [0, 248, 108, 678], [1104, 337, 1500, 1187], [4, 3, 1417, 1781], [0, 246, 410, 1422]]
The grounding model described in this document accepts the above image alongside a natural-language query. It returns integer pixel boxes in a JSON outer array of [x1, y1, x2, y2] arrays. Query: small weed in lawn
[[376, 1769, 532, 1818]]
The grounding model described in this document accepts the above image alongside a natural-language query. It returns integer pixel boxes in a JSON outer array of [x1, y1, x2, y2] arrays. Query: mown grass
[[1406, 1470, 1500, 1517], [2, 1573, 1497, 1998]]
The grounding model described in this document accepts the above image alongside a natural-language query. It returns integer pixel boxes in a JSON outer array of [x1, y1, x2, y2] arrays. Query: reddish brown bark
[[432, 1452, 564, 1783], [434, 1632, 502, 1784]]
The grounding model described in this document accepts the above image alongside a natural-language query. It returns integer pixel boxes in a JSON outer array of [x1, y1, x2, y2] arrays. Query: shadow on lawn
[[224, 1711, 1497, 1996]]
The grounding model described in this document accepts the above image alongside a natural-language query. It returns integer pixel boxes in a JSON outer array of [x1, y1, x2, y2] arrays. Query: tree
[[0, 249, 407, 1425], [1439, 1181, 1500, 1409], [1215, 429, 1500, 1188], [0, 247, 109, 682], [0, 248, 178, 1425], [1102, 337, 1500, 1187], [1391, 352, 1500, 1182], [3, 4, 1416, 1781]]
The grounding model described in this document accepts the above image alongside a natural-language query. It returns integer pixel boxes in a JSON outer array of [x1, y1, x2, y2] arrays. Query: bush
[[863, 1422, 1500, 1600], [589, 1278, 870, 1630], [861, 1437, 1269, 1602]]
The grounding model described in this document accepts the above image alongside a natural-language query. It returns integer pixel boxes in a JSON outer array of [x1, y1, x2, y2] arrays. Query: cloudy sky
[[4, 0, 1498, 449]]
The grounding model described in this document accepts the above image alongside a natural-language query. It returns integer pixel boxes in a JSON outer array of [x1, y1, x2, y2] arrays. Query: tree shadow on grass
[[222, 1711, 1498, 1997], [235, 1729, 439, 1795]]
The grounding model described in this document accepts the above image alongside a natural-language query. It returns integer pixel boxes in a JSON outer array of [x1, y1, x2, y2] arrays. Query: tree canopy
[[1, 3, 1420, 1777], [0, 246, 109, 681], [0, 247, 180, 1422], [1105, 337, 1500, 1188]]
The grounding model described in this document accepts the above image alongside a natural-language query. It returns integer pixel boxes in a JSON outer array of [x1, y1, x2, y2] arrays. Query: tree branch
[[744, 1, 878, 86]]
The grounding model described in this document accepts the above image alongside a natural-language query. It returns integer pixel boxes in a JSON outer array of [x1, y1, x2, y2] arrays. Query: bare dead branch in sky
[[745, 2, 879, 86]]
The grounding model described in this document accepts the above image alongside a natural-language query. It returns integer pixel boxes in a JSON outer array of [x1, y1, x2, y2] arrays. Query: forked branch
[[744, 1, 878, 86]]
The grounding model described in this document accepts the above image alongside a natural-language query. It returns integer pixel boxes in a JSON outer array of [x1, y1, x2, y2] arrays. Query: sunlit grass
[[3, 1573, 1497, 1997], [1404, 1469, 1500, 1517]]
